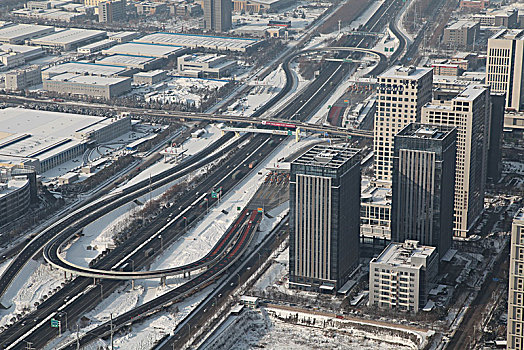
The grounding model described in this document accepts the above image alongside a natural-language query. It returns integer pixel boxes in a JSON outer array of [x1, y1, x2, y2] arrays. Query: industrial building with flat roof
[[77, 38, 116, 54], [102, 42, 187, 59], [41, 61, 129, 79], [95, 54, 161, 70], [0, 24, 55, 44], [177, 53, 236, 78], [29, 28, 107, 51], [43, 73, 132, 99], [133, 70, 167, 85], [108, 31, 140, 43], [0, 44, 44, 61], [136, 32, 261, 52], [0, 108, 131, 173]]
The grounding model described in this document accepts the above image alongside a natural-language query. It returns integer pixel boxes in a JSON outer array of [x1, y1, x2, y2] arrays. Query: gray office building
[[392, 123, 457, 260], [289, 145, 361, 292], [203, 0, 232, 32]]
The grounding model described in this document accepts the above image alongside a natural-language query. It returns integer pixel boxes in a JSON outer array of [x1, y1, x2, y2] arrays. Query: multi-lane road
[[0, 0, 410, 347]]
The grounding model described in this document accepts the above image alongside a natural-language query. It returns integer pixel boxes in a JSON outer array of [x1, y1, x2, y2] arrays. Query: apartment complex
[[508, 208, 524, 350], [369, 240, 438, 313], [289, 145, 361, 292], [392, 123, 457, 259], [443, 20, 479, 48], [374, 66, 433, 183], [98, 0, 125, 23], [203, 0, 232, 32], [422, 84, 491, 237], [486, 29, 524, 111]]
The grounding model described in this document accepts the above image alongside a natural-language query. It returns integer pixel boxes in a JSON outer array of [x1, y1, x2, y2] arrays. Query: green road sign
[[287, 130, 292, 136], [51, 319, 60, 328], [237, 206, 241, 211], [211, 192, 218, 198], [343, 58, 352, 63]]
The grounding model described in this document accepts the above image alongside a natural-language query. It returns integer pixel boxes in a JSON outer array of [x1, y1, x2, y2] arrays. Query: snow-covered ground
[[205, 308, 420, 350], [137, 76, 229, 108], [0, 260, 65, 329]]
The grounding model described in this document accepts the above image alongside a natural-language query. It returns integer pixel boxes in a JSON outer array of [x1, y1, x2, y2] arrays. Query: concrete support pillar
[[160, 276, 166, 287]]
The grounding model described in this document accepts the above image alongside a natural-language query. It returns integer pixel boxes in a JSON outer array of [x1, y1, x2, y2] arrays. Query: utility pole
[[110, 313, 114, 350], [76, 324, 80, 350]]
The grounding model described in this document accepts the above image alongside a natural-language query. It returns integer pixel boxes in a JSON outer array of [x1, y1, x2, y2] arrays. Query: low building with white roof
[[0, 108, 131, 173]]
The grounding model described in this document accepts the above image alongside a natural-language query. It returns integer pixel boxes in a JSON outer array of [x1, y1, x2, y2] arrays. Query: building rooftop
[[42, 61, 128, 77], [31, 28, 106, 45], [490, 28, 524, 40], [397, 123, 455, 140], [455, 84, 487, 101], [48, 72, 130, 85], [77, 38, 115, 50], [102, 42, 185, 58], [96, 54, 157, 66], [136, 32, 260, 51], [293, 144, 360, 169], [0, 108, 116, 162], [379, 65, 432, 80], [0, 177, 29, 199], [108, 31, 139, 39], [515, 208, 524, 222], [361, 176, 391, 206], [134, 69, 165, 77], [374, 240, 436, 268], [447, 20, 478, 30], [0, 24, 53, 41]]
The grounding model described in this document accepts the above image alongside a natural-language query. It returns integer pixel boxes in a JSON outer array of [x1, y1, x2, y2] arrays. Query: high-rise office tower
[[391, 123, 457, 260], [289, 145, 361, 292], [486, 29, 524, 111], [203, 0, 232, 32], [422, 84, 491, 237], [487, 92, 505, 183], [374, 66, 433, 183], [508, 208, 524, 350]]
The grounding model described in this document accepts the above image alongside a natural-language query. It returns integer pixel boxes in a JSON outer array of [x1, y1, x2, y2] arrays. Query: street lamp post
[[158, 235, 164, 251], [130, 259, 135, 290]]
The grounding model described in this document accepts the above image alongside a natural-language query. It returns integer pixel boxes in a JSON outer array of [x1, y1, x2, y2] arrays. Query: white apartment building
[[422, 84, 490, 237], [486, 29, 524, 111], [369, 240, 438, 313], [373, 66, 433, 184], [508, 208, 524, 350]]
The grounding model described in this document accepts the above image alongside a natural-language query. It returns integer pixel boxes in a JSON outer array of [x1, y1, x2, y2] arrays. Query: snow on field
[[349, 0, 385, 31], [64, 200, 138, 267], [141, 76, 228, 107], [0, 260, 65, 328], [205, 309, 416, 350]]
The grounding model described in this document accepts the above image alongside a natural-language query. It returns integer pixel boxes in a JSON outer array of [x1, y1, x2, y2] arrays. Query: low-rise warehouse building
[[108, 31, 140, 43], [95, 54, 162, 70], [77, 38, 116, 54], [0, 108, 131, 173], [0, 24, 54, 44], [177, 53, 236, 78], [41, 61, 129, 79], [12, 8, 86, 22], [43, 72, 132, 99], [30, 28, 107, 51], [0, 44, 44, 61], [232, 0, 294, 13], [136, 32, 261, 52], [102, 42, 187, 59], [369, 240, 438, 313], [133, 70, 167, 85]]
